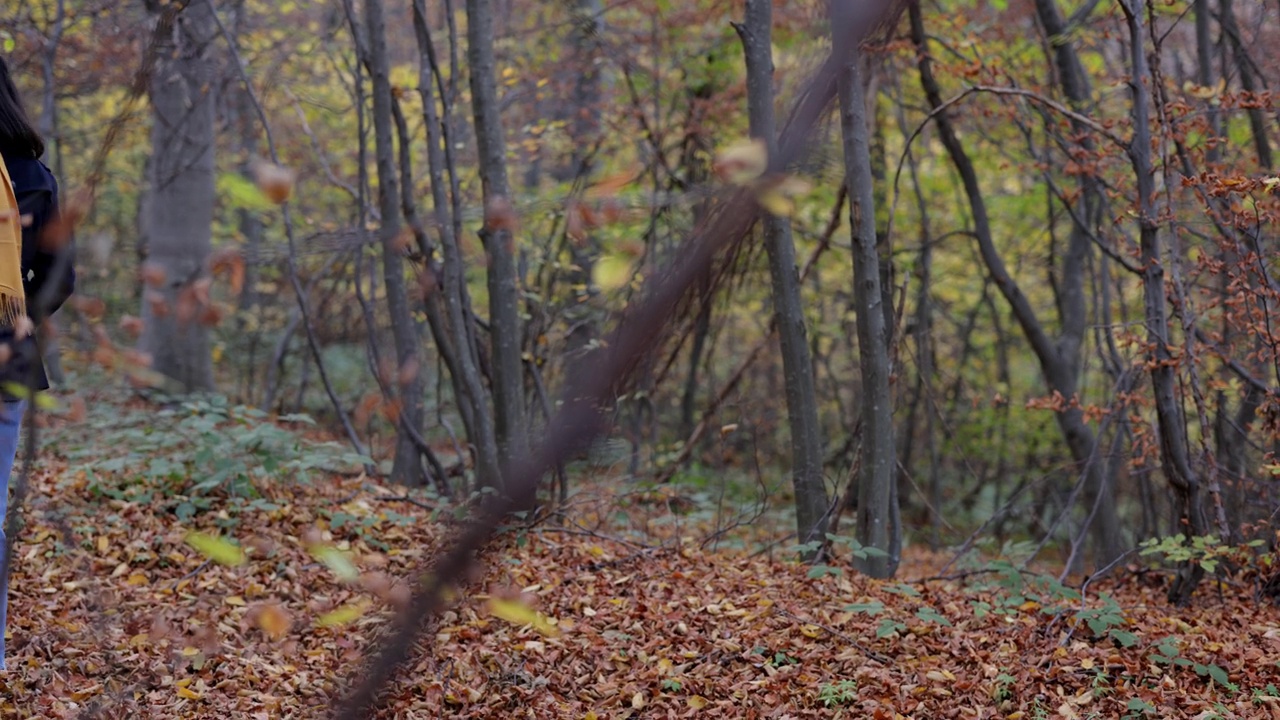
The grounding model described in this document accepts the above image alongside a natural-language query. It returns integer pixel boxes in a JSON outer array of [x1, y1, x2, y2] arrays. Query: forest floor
[[2, 391, 1279, 719]]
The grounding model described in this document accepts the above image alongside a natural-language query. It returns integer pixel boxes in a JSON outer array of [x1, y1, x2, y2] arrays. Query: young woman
[[0, 54, 74, 671]]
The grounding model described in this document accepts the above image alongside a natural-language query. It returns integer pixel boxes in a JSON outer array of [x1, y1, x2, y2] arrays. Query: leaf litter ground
[[2, 398, 1279, 719]]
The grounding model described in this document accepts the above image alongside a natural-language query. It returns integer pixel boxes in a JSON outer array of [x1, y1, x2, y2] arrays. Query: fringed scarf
[[0, 157, 25, 328]]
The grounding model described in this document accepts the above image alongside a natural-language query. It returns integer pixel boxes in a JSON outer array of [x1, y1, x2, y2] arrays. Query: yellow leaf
[[687, 696, 709, 710], [224, 595, 246, 607], [488, 597, 561, 637], [800, 624, 822, 638], [176, 686, 201, 700], [591, 254, 635, 292], [926, 670, 949, 682], [308, 544, 359, 582], [317, 602, 367, 628], [126, 572, 149, 586], [184, 531, 245, 567], [1080, 657, 1094, 670], [96, 536, 109, 555], [631, 692, 645, 709], [1263, 177, 1280, 194]]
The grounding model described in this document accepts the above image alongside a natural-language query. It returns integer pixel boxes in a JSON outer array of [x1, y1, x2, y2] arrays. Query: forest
[[0, 0, 1278, 716]]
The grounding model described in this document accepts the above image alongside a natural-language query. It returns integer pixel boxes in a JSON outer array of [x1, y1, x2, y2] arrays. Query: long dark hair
[[0, 55, 45, 159]]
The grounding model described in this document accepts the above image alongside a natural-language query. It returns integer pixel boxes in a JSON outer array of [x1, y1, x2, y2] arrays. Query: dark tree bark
[[912, 1, 1125, 569], [838, 42, 899, 578], [735, 0, 830, 551], [1032, 0, 1125, 564], [1119, 0, 1206, 605], [364, 0, 428, 486], [411, 0, 503, 490], [467, 0, 529, 481]]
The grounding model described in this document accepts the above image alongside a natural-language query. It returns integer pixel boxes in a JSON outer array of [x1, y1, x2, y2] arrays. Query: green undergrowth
[[42, 384, 370, 526]]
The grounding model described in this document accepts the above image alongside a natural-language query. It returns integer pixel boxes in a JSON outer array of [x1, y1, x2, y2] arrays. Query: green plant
[[992, 672, 1016, 702], [1122, 698, 1155, 718], [1139, 534, 1265, 574], [1074, 593, 1137, 648], [1252, 683, 1280, 706], [63, 394, 370, 522], [875, 618, 906, 639], [817, 679, 857, 707], [1146, 635, 1237, 692]]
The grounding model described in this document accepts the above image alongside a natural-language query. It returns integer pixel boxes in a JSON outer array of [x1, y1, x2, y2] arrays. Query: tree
[[361, 0, 428, 487], [735, 0, 829, 551], [410, 0, 503, 492], [138, 0, 218, 392], [467, 0, 529, 483], [838, 35, 899, 577]]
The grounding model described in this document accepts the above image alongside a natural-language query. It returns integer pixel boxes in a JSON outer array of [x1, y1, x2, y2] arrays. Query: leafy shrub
[[56, 394, 369, 520]]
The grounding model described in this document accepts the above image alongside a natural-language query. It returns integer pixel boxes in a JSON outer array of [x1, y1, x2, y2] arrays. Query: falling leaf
[[250, 160, 297, 205], [592, 253, 635, 292], [176, 686, 202, 700], [252, 602, 292, 640], [317, 602, 367, 627], [488, 597, 561, 637], [308, 544, 360, 583], [184, 531, 246, 567], [483, 196, 518, 233], [208, 247, 246, 295], [714, 139, 769, 184]]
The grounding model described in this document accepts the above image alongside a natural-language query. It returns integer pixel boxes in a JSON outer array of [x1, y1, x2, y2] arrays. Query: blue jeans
[[0, 400, 26, 671]]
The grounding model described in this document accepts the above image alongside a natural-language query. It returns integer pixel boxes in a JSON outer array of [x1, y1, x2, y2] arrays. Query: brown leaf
[[71, 296, 108, 321], [251, 159, 297, 205], [483, 196, 518, 233], [140, 262, 168, 288], [208, 247, 246, 295], [119, 314, 145, 339]]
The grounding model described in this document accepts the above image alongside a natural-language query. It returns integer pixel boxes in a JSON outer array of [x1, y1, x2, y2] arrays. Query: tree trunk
[[1218, 0, 1274, 169], [1120, 0, 1206, 604], [467, 0, 529, 483], [38, 0, 67, 387], [838, 42, 899, 578], [365, 0, 427, 486], [1032, 0, 1125, 566], [140, 0, 217, 393], [735, 0, 830, 552], [913, 1, 1125, 568], [411, 0, 503, 490]]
